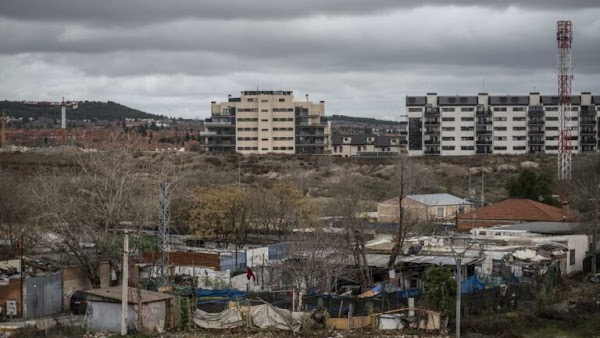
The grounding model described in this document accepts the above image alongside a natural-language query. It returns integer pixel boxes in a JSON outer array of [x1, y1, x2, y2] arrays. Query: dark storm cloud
[[0, 1, 599, 118], [0, 0, 599, 23]]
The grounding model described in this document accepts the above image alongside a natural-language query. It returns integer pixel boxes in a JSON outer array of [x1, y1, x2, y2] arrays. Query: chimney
[[305, 94, 309, 102]]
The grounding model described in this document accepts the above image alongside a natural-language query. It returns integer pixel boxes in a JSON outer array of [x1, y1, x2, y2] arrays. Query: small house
[[378, 193, 472, 223]]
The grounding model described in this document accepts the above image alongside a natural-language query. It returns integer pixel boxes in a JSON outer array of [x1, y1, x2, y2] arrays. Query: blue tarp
[[461, 275, 486, 294], [195, 288, 246, 299]]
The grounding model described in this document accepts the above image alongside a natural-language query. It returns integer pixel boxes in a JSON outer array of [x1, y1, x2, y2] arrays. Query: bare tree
[[332, 173, 373, 289], [0, 171, 32, 259], [30, 151, 156, 287], [388, 155, 432, 268], [267, 228, 352, 310], [570, 155, 600, 274]]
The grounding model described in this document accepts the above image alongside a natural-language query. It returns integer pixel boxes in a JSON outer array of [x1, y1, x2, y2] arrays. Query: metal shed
[[85, 286, 173, 333]]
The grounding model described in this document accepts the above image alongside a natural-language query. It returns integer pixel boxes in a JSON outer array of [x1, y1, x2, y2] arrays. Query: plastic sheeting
[[250, 303, 309, 332], [461, 274, 486, 294], [193, 308, 243, 329]]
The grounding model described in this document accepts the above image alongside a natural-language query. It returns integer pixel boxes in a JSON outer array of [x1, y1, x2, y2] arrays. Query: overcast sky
[[1, 1, 599, 120]]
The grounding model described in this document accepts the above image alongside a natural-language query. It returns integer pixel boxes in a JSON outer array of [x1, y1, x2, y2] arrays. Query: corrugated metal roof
[[406, 193, 471, 206], [396, 255, 480, 266], [85, 286, 173, 304], [363, 254, 480, 267], [494, 221, 583, 235]]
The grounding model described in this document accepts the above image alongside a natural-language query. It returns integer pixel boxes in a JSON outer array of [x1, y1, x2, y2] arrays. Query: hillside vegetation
[[0, 100, 161, 120], [0, 150, 557, 208]]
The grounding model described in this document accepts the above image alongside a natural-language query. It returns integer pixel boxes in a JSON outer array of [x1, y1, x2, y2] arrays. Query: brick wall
[[0, 278, 22, 317], [62, 262, 112, 311], [143, 251, 220, 270]]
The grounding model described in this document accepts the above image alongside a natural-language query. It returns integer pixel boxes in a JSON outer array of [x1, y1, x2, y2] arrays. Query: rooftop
[[85, 286, 173, 304], [458, 199, 571, 222], [489, 221, 583, 235], [407, 193, 471, 206]]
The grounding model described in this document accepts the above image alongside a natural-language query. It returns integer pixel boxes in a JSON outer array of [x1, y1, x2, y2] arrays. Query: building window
[[408, 107, 423, 112], [247, 98, 255, 102], [513, 117, 526, 121], [261, 99, 268, 103], [493, 146, 507, 150], [261, 119, 268, 122], [442, 127, 455, 131], [442, 146, 455, 150], [494, 127, 507, 131], [513, 127, 526, 131], [279, 98, 285, 102], [442, 137, 455, 141], [546, 116, 559, 121], [261, 109, 269, 112], [513, 146, 526, 151], [461, 146, 474, 150], [461, 126, 474, 131], [513, 107, 527, 111], [494, 107, 507, 112], [442, 107, 455, 112], [461, 137, 474, 141], [493, 136, 507, 141], [461, 117, 474, 122], [436, 207, 444, 218], [461, 107, 475, 112], [569, 249, 575, 266], [442, 117, 455, 122], [494, 117, 507, 121]]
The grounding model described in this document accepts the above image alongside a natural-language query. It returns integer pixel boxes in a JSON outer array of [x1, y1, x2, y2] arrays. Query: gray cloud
[[1, 0, 599, 23], [0, 2, 599, 119]]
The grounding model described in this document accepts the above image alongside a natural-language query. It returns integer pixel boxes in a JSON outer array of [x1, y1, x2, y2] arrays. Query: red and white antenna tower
[[61, 97, 67, 144], [557, 20, 573, 181]]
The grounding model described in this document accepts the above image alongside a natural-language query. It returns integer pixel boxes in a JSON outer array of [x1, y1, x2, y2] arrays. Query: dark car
[[70, 291, 88, 314]]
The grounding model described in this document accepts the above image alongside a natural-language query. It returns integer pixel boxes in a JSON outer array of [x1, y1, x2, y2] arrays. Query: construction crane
[[60, 97, 79, 144], [557, 20, 574, 181], [1, 111, 6, 149]]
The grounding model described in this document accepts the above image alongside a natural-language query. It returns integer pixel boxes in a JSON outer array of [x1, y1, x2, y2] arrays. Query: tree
[[254, 182, 318, 240], [267, 228, 351, 310], [425, 265, 456, 317], [506, 168, 559, 206], [388, 155, 432, 268], [30, 151, 156, 287], [189, 185, 255, 249], [0, 171, 32, 260], [570, 155, 600, 273]]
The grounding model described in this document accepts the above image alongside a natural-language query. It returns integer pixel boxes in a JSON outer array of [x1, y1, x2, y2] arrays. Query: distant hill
[[0, 100, 162, 120], [329, 114, 404, 126]]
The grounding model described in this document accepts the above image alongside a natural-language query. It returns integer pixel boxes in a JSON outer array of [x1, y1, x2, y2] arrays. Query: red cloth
[[246, 266, 256, 282]]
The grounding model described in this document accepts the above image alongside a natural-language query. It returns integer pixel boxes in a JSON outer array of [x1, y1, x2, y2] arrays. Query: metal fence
[[25, 272, 63, 318]]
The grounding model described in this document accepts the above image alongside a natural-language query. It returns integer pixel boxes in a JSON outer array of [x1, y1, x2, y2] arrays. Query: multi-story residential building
[[406, 92, 600, 156], [200, 91, 330, 154], [330, 133, 407, 157]]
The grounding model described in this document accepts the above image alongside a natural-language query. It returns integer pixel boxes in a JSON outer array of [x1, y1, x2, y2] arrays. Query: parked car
[[70, 291, 88, 314]]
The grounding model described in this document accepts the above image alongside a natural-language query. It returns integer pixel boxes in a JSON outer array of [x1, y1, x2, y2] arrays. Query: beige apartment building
[[201, 91, 330, 155]]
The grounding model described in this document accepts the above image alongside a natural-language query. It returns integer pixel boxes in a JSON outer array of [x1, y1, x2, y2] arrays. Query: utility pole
[[121, 230, 129, 336], [445, 235, 480, 338], [158, 181, 171, 286]]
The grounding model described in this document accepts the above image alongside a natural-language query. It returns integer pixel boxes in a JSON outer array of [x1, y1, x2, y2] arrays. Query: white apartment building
[[406, 92, 599, 156], [201, 91, 330, 155]]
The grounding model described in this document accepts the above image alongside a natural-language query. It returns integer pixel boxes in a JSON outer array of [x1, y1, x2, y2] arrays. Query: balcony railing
[[205, 121, 233, 126]]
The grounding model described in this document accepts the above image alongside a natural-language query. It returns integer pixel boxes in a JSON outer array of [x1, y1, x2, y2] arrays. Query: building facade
[[201, 91, 330, 154], [330, 133, 407, 157], [406, 92, 599, 156]]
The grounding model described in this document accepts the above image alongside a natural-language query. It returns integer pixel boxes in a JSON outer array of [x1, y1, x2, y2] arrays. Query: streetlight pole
[[445, 235, 480, 338]]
